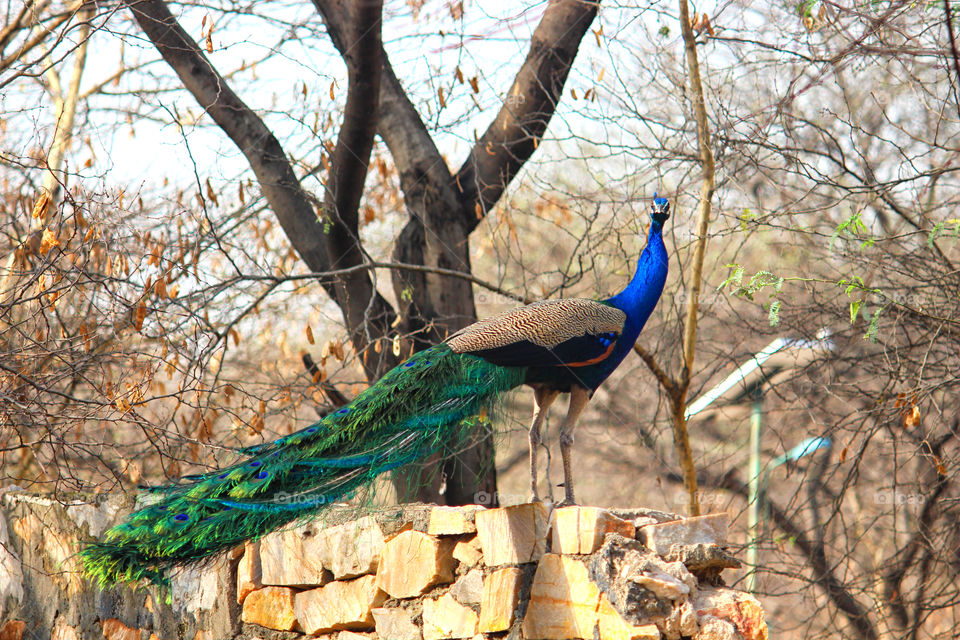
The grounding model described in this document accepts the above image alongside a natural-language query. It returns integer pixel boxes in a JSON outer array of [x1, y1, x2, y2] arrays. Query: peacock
[[80, 195, 671, 588]]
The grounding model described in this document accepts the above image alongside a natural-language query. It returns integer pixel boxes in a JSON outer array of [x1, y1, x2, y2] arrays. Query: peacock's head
[[651, 193, 670, 226]]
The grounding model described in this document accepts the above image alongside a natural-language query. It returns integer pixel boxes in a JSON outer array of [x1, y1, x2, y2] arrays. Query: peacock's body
[[80, 196, 671, 588]]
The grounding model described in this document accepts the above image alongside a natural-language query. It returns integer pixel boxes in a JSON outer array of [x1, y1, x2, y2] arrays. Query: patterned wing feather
[[446, 299, 625, 367]]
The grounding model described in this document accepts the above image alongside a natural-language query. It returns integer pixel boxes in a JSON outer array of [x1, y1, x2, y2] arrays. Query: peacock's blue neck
[[599, 222, 669, 371]]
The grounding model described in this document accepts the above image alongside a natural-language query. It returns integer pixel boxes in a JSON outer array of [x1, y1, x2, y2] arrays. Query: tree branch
[[454, 0, 599, 229], [124, 0, 398, 378], [672, 0, 715, 516]]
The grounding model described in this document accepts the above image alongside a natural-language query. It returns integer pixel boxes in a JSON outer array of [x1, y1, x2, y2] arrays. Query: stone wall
[[0, 490, 767, 640]]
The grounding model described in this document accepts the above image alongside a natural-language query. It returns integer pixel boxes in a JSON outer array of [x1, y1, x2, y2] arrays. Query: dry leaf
[[32, 191, 50, 219], [469, 76, 479, 93], [306, 325, 315, 345], [392, 335, 401, 357], [903, 405, 921, 429], [454, 66, 463, 83], [39, 228, 59, 253], [134, 302, 147, 331]]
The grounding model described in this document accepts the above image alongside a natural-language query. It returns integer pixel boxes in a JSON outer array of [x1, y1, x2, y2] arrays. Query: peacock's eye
[[174, 513, 189, 522], [249, 461, 262, 468], [306, 427, 318, 433], [255, 471, 269, 480], [217, 473, 229, 480], [337, 408, 350, 415]]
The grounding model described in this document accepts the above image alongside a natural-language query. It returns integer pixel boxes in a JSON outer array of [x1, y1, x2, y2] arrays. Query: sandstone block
[[294, 575, 386, 634], [423, 593, 480, 640], [660, 600, 698, 640], [428, 505, 485, 535], [693, 586, 768, 640], [237, 540, 262, 604], [550, 506, 635, 555], [100, 619, 138, 640], [241, 586, 298, 631], [478, 567, 523, 633], [51, 623, 79, 640], [475, 503, 548, 566], [452, 536, 482, 568], [694, 617, 739, 640], [372, 607, 422, 640], [316, 515, 385, 579], [0, 621, 25, 640], [377, 530, 456, 598], [597, 594, 662, 640], [590, 535, 696, 628], [521, 554, 600, 639], [638, 514, 728, 556], [260, 522, 327, 587], [339, 632, 376, 640], [450, 568, 483, 606]]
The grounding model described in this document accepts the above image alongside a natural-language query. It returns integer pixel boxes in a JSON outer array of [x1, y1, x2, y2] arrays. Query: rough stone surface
[[590, 535, 692, 627], [339, 632, 376, 640], [550, 506, 635, 555], [0, 512, 24, 622], [237, 541, 263, 604], [294, 575, 386, 634], [665, 543, 741, 583], [0, 621, 25, 640], [316, 515, 386, 579], [659, 600, 699, 640], [259, 522, 328, 587], [428, 505, 484, 535], [522, 554, 600, 639], [638, 514, 728, 556], [422, 593, 479, 640], [693, 586, 768, 640], [694, 616, 739, 640], [376, 530, 456, 598], [475, 503, 548, 566], [51, 622, 80, 640], [450, 568, 483, 606], [240, 586, 298, 632], [101, 619, 138, 640], [478, 567, 523, 633], [372, 607, 422, 640], [597, 594, 662, 640], [452, 536, 483, 568]]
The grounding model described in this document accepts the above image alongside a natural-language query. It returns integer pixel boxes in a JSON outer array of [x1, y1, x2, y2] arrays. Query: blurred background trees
[[1, 1, 958, 638]]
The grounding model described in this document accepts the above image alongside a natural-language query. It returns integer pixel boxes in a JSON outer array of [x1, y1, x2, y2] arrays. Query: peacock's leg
[[528, 387, 559, 502], [557, 386, 591, 507]]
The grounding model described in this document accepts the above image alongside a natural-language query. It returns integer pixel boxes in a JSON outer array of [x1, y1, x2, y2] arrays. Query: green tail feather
[[80, 344, 524, 587]]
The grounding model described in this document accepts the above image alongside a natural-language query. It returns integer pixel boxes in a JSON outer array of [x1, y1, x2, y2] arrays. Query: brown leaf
[[454, 66, 463, 84], [468, 76, 479, 93], [903, 405, 921, 429], [32, 191, 50, 220], [134, 302, 147, 331], [39, 227, 59, 254], [438, 87, 446, 108], [306, 325, 315, 345], [205, 31, 213, 53]]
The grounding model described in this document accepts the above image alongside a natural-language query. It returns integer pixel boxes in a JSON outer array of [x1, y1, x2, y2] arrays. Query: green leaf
[[928, 221, 945, 247], [849, 299, 862, 324], [864, 307, 883, 342], [718, 264, 744, 291], [768, 299, 781, 327]]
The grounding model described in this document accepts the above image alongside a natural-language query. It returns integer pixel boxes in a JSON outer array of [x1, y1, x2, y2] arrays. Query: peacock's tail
[[80, 344, 524, 587]]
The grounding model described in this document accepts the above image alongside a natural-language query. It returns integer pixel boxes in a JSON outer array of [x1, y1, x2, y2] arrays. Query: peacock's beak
[[651, 198, 671, 224]]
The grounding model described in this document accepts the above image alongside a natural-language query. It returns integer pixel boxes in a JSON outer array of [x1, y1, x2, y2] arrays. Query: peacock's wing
[[446, 298, 625, 368]]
